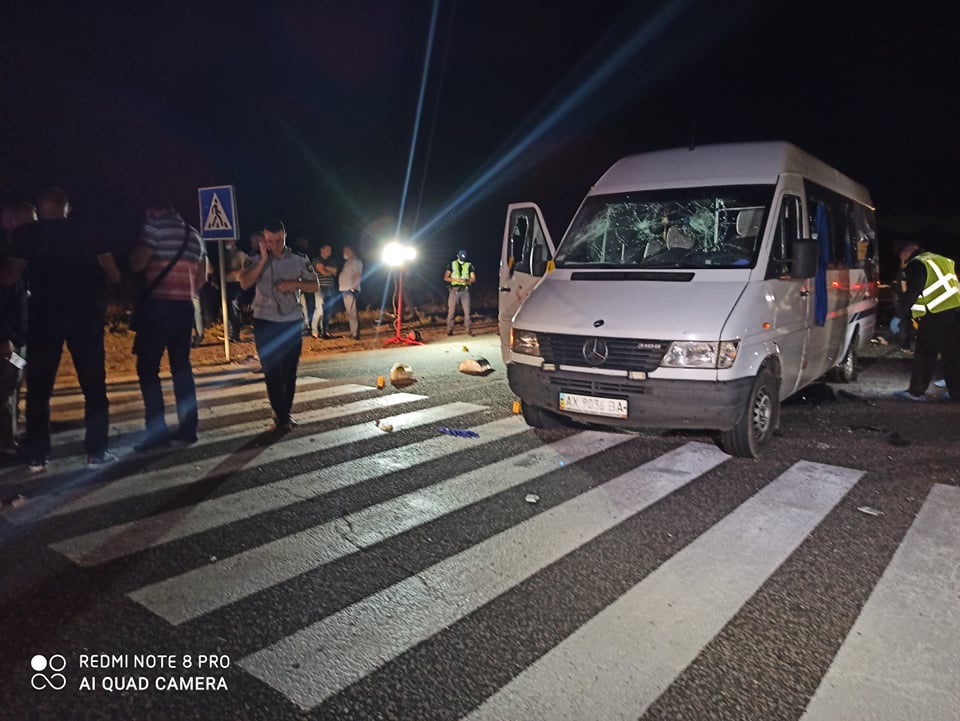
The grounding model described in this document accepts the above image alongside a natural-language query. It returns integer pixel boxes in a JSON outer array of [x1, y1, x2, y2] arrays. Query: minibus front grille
[[549, 377, 646, 396], [538, 334, 668, 372]]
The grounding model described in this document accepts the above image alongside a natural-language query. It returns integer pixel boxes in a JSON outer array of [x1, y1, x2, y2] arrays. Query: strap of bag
[[137, 224, 193, 304]]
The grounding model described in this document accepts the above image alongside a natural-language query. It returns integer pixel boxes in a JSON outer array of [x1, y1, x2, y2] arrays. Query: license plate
[[558, 391, 628, 419]]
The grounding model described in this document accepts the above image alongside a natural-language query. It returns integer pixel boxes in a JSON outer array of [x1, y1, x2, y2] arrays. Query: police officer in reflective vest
[[444, 249, 475, 336], [890, 239, 960, 400]]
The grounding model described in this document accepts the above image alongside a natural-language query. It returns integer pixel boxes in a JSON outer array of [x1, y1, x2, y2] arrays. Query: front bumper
[[508, 364, 753, 431]]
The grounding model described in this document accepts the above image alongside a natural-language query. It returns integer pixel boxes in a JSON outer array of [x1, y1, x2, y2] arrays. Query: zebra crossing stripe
[[465, 460, 863, 721], [50, 405, 502, 563], [128, 429, 632, 626], [42, 397, 464, 522], [49, 375, 328, 420], [238, 441, 731, 711], [2, 390, 426, 489], [49, 382, 373, 438], [799, 483, 960, 721]]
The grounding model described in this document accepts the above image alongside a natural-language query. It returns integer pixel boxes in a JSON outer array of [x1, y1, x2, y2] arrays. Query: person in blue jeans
[[129, 199, 207, 451]]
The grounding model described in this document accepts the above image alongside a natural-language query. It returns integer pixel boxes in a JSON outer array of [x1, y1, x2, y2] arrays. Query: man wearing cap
[[444, 249, 475, 336], [239, 219, 319, 432], [890, 239, 960, 401]]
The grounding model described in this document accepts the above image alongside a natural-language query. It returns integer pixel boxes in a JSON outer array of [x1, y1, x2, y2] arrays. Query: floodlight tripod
[[384, 267, 423, 346]]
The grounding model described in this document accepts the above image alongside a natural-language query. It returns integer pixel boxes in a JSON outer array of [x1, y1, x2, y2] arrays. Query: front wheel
[[521, 400, 570, 429], [831, 330, 859, 383], [719, 368, 780, 458]]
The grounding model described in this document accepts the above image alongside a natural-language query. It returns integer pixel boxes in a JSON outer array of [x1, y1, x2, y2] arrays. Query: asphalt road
[[1, 332, 958, 721]]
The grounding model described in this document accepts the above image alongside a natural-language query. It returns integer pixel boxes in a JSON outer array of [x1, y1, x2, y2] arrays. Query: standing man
[[222, 236, 248, 342], [444, 249, 476, 336], [292, 235, 316, 334], [890, 239, 960, 400], [240, 219, 318, 432], [339, 244, 363, 340], [0, 187, 120, 471], [0, 201, 35, 460], [129, 199, 206, 451], [312, 243, 338, 338]]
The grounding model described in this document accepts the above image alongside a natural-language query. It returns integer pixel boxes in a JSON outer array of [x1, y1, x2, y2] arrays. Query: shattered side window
[[555, 186, 773, 269]]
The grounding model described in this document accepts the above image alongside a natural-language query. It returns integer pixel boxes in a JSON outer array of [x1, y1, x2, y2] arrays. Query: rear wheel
[[719, 368, 780, 458], [521, 400, 569, 429]]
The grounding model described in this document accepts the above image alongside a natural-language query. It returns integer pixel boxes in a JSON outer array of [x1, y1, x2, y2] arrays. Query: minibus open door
[[498, 203, 556, 362]]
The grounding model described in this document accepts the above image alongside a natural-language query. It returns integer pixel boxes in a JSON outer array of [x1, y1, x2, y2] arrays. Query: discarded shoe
[[892, 390, 926, 401]]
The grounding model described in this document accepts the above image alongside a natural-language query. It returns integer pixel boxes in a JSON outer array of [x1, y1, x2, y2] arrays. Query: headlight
[[511, 329, 542, 357], [661, 340, 739, 369]]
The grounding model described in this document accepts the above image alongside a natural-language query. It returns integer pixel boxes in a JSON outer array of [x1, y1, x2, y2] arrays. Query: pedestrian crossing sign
[[198, 185, 238, 240]]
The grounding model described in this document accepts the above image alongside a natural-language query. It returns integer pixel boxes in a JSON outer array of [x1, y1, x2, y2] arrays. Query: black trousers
[[910, 307, 960, 396], [253, 318, 302, 422], [134, 299, 198, 440], [25, 312, 109, 459]]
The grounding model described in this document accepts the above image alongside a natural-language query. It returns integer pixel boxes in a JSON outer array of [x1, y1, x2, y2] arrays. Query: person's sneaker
[[87, 451, 118, 467], [893, 390, 926, 401], [933, 379, 947, 388], [27, 457, 48, 473]]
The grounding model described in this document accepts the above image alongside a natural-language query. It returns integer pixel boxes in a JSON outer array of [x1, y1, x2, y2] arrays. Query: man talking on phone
[[239, 218, 319, 433]]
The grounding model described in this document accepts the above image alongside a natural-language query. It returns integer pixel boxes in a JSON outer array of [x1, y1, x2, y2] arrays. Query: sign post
[[198, 185, 238, 362]]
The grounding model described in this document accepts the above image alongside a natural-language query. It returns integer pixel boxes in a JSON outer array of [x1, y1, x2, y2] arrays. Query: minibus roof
[[590, 141, 872, 206]]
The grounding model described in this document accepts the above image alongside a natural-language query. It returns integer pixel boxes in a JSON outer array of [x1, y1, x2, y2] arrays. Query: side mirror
[[791, 237, 818, 279]]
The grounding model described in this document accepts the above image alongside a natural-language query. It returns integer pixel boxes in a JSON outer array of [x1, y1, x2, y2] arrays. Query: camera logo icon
[[30, 655, 67, 691]]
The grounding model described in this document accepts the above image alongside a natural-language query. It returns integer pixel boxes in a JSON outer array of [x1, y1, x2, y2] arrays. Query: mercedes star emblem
[[582, 338, 609, 366]]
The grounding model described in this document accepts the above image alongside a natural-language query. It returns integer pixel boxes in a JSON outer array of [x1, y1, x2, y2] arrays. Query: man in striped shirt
[[129, 200, 207, 451]]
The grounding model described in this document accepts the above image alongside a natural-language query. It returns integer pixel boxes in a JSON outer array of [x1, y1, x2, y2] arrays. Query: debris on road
[[458, 357, 493, 376], [525, 493, 540, 504], [438, 427, 479, 438], [389, 362, 416, 388], [512, 400, 521, 414], [11, 494, 28, 509], [887, 432, 911, 447], [857, 506, 884, 517], [379, 422, 394, 432]]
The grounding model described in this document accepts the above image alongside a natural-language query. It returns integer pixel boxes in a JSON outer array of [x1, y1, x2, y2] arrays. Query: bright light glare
[[382, 240, 416, 266]]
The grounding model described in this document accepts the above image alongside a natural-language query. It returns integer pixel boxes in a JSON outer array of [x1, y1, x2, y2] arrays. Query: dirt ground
[[55, 313, 499, 386]]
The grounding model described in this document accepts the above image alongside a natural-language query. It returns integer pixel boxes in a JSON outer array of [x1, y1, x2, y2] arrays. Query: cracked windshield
[[555, 185, 773, 269]]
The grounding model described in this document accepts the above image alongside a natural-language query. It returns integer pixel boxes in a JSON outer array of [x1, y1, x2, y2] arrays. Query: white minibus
[[498, 142, 878, 457]]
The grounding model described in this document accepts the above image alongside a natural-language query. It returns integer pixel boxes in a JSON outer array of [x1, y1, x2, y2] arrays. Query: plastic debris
[[379, 423, 394, 432], [512, 400, 522, 414], [376, 375, 385, 389], [389, 362, 416, 387], [438, 427, 479, 438], [525, 493, 540, 504], [857, 506, 883, 517], [11, 494, 28, 509], [210, 555, 218, 563], [458, 357, 494, 376]]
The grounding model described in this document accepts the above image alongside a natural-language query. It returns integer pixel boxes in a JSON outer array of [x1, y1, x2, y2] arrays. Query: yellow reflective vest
[[911, 251, 960, 318], [450, 260, 472, 287]]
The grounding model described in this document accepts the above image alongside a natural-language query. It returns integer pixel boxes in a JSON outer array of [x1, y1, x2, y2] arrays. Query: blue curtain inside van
[[814, 203, 830, 326]]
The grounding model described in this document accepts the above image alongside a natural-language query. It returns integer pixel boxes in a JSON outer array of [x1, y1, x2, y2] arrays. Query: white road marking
[[0, 391, 425, 489], [800, 484, 960, 721], [239, 441, 731, 711], [36, 397, 458, 522], [129, 429, 633, 626], [51, 404, 498, 564], [466, 460, 863, 721]]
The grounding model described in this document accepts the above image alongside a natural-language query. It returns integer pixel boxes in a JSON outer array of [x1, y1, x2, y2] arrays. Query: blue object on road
[[438, 427, 479, 438]]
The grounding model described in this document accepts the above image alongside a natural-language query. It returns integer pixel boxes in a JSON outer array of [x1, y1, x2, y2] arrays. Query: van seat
[[736, 208, 763, 238]]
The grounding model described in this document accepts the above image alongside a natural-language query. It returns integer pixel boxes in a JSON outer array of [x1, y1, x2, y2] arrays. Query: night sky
[[2, 0, 958, 297]]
